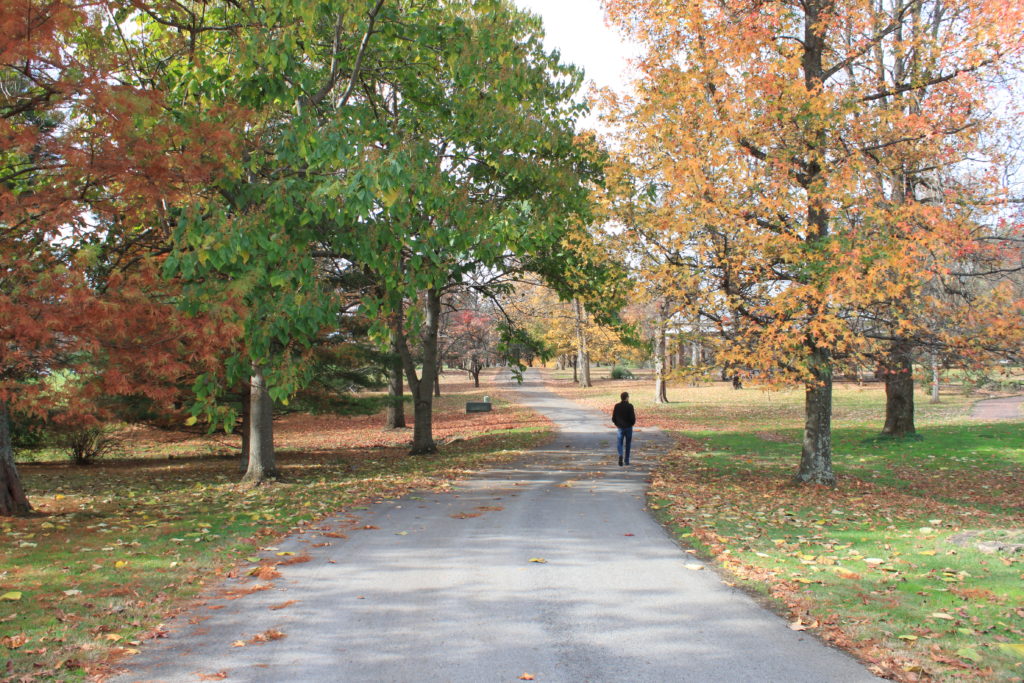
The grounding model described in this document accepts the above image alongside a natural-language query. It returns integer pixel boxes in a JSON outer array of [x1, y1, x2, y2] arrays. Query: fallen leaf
[[528, 558, 547, 564], [275, 552, 295, 557], [2, 634, 28, 649], [997, 643, 1024, 657], [269, 600, 297, 611], [519, 675, 535, 681], [248, 565, 282, 580], [1, 592, 22, 601], [956, 647, 982, 663], [898, 635, 918, 641], [197, 672, 228, 681], [684, 563, 704, 571], [624, 533, 634, 537], [450, 513, 481, 519], [250, 629, 287, 644], [231, 640, 246, 647], [930, 612, 955, 620], [789, 621, 808, 631]]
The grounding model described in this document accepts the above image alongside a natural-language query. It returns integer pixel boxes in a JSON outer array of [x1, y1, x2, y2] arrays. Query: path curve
[[115, 369, 875, 682], [970, 394, 1024, 421]]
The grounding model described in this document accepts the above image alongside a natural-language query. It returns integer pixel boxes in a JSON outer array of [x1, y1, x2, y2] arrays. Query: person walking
[[611, 391, 636, 466]]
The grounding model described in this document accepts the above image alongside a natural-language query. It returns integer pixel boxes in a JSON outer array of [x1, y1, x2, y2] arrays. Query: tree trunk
[[691, 341, 700, 366], [472, 366, 481, 388], [238, 392, 250, 472], [930, 352, 941, 404], [795, 347, 836, 485], [385, 316, 406, 429], [882, 345, 916, 436], [242, 364, 277, 484], [654, 316, 668, 404], [0, 402, 32, 516], [574, 299, 592, 388], [433, 358, 442, 398], [398, 288, 441, 456]]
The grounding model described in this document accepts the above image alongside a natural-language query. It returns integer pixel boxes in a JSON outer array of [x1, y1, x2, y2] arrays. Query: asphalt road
[[970, 394, 1024, 420], [116, 370, 876, 682]]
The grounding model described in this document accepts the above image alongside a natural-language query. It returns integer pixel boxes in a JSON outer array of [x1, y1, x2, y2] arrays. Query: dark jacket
[[612, 401, 636, 428]]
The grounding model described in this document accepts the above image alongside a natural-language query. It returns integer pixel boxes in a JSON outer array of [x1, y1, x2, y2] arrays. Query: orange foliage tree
[[1, 0, 231, 514], [603, 0, 1024, 484]]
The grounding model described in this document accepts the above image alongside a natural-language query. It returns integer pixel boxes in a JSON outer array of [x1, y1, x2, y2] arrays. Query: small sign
[[466, 402, 492, 413]]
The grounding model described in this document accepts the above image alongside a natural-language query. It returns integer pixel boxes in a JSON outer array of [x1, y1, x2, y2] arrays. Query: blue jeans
[[617, 427, 633, 463]]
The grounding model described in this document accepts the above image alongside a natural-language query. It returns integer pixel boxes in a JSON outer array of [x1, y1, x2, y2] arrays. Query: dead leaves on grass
[[651, 445, 1023, 682]]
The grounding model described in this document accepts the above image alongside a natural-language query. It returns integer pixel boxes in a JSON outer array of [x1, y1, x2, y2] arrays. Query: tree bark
[[574, 299, 592, 388], [238, 392, 250, 472], [385, 314, 406, 429], [0, 402, 32, 516], [397, 288, 441, 455], [433, 358, 442, 397], [795, 347, 836, 485], [930, 352, 941, 404], [571, 355, 578, 384], [653, 312, 668, 403], [882, 344, 916, 436], [691, 341, 700, 367], [242, 364, 277, 484]]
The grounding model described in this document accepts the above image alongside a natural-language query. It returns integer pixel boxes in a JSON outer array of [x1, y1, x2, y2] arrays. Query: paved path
[[117, 370, 875, 682], [970, 394, 1024, 420]]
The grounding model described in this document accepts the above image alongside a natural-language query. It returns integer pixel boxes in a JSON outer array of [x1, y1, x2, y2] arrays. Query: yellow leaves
[[380, 187, 401, 208], [956, 647, 982, 663], [518, 674, 536, 680], [1, 592, 22, 601], [929, 612, 955, 620], [528, 558, 547, 564], [998, 644, 1024, 658], [114, 560, 128, 569], [898, 634, 918, 641]]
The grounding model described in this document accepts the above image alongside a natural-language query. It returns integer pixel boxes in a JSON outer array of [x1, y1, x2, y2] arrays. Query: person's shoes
[[618, 458, 623, 466], [625, 460, 630, 466]]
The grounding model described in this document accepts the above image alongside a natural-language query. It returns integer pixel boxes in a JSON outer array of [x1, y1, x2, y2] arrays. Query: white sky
[[512, 0, 641, 128]]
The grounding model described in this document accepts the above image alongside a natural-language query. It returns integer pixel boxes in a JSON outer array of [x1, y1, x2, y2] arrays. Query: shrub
[[610, 366, 634, 380], [59, 426, 122, 465]]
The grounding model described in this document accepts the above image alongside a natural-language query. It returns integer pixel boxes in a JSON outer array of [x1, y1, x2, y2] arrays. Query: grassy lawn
[[1, 371, 551, 681], [544, 368, 1024, 681]]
